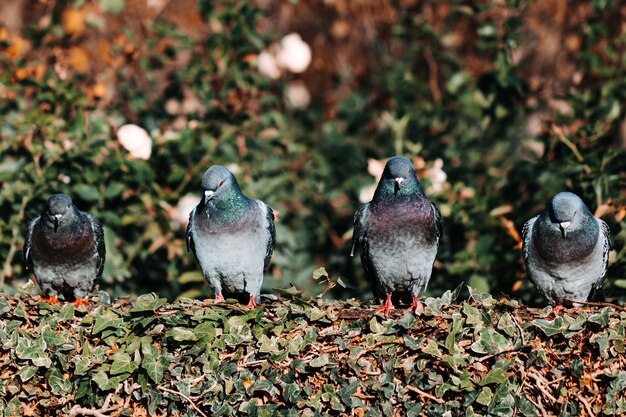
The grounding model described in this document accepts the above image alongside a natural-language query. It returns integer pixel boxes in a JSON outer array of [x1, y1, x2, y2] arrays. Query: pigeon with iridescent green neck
[[522, 191, 611, 308], [24, 194, 105, 305], [186, 165, 275, 308], [351, 156, 441, 315]]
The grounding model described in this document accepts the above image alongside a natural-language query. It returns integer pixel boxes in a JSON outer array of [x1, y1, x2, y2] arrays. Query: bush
[[1, 288, 626, 415]]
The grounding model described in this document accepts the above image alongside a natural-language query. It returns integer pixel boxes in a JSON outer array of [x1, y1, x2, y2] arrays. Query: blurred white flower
[[226, 163, 241, 174], [359, 184, 376, 204], [426, 158, 447, 194], [285, 81, 311, 109], [117, 124, 152, 160], [257, 51, 281, 80], [170, 194, 201, 230], [359, 158, 386, 203], [276, 33, 311, 74]]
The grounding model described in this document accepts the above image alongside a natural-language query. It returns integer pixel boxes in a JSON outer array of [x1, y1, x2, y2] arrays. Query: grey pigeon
[[522, 192, 611, 307], [23, 194, 105, 305], [351, 156, 441, 315], [186, 165, 275, 308]]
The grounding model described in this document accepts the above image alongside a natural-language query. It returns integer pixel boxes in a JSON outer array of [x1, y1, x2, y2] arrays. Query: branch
[[393, 377, 444, 404], [157, 386, 209, 417]]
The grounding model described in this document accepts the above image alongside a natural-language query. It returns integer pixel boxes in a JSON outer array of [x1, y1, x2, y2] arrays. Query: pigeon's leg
[[40, 295, 59, 304], [375, 293, 394, 316], [407, 295, 421, 312], [552, 304, 564, 315], [246, 295, 258, 309], [206, 293, 225, 304], [72, 288, 90, 306]]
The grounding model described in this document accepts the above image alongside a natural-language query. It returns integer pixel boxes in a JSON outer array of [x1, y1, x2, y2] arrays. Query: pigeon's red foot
[[246, 295, 258, 309], [207, 294, 225, 304], [70, 298, 89, 306], [40, 295, 59, 304], [407, 295, 421, 313], [552, 304, 564, 315], [376, 293, 394, 316]]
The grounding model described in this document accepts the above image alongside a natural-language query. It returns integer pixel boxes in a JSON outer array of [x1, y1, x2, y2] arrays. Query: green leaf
[[141, 352, 166, 384], [92, 371, 109, 390], [74, 184, 99, 202], [110, 351, 138, 375], [480, 368, 506, 386], [533, 318, 565, 336], [92, 312, 122, 335], [312, 267, 328, 280], [423, 339, 443, 357], [98, 0, 125, 13], [476, 386, 493, 405], [177, 271, 205, 284], [168, 327, 198, 342], [17, 366, 38, 382], [309, 354, 329, 367], [129, 293, 167, 313]]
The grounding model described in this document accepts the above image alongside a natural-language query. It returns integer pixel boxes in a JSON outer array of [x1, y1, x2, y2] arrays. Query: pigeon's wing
[[593, 219, 612, 290], [186, 207, 199, 263], [350, 203, 370, 257], [23, 217, 39, 272], [351, 203, 378, 290], [431, 202, 442, 248], [87, 214, 106, 279], [521, 215, 538, 266], [262, 203, 276, 270]]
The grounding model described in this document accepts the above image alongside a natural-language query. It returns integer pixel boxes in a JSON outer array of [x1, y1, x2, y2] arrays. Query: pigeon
[[351, 156, 442, 315], [522, 191, 611, 308], [23, 194, 106, 305], [186, 165, 276, 308]]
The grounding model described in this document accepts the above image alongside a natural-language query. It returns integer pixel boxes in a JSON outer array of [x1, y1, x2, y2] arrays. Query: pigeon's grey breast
[[360, 196, 440, 296], [189, 198, 273, 297], [26, 211, 104, 298], [522, 212, 610, 305]]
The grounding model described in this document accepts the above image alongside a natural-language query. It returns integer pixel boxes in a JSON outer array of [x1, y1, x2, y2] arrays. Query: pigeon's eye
[[219, 181, 224, 187]]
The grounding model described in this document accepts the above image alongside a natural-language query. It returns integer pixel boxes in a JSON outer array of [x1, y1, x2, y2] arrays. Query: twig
[[355, 339, 404, 360], [511, 313, 526, 347], [579, 394, 595, 417], [68, 394, 119, 417], [551, 123, 585, 163], [564, 299, 626, 312], [68, 406, 110, 417], [394, 378, 444, 404], [527, 371, 558, 403], [526, 395, 548, 417], [157, 386, 208, 417]]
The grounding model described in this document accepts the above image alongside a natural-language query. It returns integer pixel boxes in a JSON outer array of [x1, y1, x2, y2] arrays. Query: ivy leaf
[[110, 351, 138, 375]]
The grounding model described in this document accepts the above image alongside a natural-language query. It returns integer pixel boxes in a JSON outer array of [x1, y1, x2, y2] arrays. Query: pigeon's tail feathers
[[351, 203, 370, 257], [263, 203, 276, 270], [23, 217, 39, 273], [87, 213, 106, 279], [431, 202, 442, 248], [521, 215, 538, 265], [593, 218, 612, 291], [186, 207, 199, 262]]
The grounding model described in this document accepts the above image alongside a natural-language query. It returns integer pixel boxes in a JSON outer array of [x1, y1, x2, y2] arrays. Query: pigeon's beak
[[204, 190, 214, 204], [394, 177, 404, 194], [53, 214, 62, 232], [559, 221, 571, 238]]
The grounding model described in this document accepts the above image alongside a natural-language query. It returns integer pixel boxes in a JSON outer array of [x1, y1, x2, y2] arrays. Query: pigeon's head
[[548, 192, 585, 238], [381, 156, 419, 195], [200, 165, 240, 204], [44, 194, 73, 232]]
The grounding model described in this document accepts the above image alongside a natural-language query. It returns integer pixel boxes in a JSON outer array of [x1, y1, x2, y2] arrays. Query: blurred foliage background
[[0, 0, 624, 304]]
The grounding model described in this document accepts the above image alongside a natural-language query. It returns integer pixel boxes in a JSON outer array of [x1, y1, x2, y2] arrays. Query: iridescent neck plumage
[[372, 176, 425, 202]]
